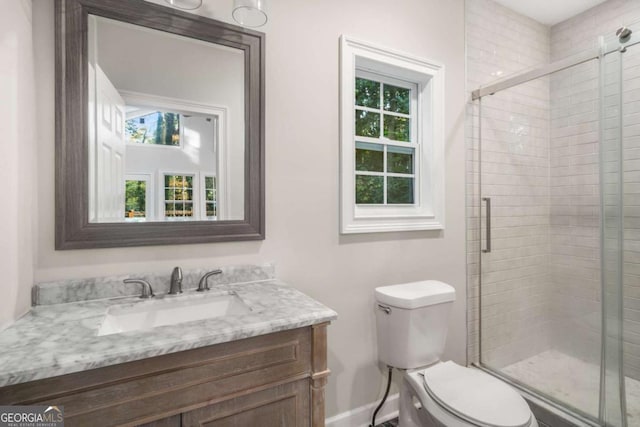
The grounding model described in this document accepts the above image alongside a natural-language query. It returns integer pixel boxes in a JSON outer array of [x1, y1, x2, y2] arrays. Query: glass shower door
[[477, 57, 605, 420], [473, 19, 640, 427]]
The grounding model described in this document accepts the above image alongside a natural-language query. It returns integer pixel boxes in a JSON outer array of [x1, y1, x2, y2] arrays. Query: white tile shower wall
[[550, 0, 640, 380], [466, 0, 553, 368]]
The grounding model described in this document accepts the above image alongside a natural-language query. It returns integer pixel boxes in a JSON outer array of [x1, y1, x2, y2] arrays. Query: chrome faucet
[[168, 266, 183, 295], [197, 269, 223, 292], [123, 279, 155, 299]]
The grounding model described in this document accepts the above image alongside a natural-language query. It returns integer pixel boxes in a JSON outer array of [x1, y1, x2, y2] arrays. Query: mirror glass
[[87, 15, 245, 223]]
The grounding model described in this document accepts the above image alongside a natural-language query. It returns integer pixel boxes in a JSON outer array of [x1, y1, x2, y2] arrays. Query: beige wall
[[31, 0, 466, 417], [0, 0, 36, 331]]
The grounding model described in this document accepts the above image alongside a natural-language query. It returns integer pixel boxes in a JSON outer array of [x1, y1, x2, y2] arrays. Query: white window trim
[[124, 173, 154, 221], [340, 35, 445, 234]]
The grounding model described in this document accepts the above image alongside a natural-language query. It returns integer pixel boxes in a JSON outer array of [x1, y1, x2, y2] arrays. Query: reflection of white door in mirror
[[88, 14, 127, 223], [93, 67, 126, 222]]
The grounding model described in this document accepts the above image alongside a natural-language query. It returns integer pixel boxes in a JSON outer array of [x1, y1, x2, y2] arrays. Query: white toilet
[[375, 280, 538, 427]]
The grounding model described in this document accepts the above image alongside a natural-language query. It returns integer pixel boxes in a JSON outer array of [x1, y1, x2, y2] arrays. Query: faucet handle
[[168, 266, 183, 295], [197, 269, 223, 292], [123, 279, 155, 299]]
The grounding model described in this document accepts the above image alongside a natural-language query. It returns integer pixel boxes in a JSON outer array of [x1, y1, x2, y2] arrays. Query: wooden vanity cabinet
[[0, 324, 330, 427]]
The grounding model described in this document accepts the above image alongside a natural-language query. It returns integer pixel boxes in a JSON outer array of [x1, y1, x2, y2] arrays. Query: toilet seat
[[421, 362, 532, 427]]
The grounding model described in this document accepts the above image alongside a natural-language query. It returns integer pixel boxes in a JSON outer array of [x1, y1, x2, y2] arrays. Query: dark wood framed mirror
[[55, 0, 265, 249]]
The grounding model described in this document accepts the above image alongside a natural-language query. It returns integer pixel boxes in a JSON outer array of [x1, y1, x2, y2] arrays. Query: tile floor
[[502, 349, 640, 425]]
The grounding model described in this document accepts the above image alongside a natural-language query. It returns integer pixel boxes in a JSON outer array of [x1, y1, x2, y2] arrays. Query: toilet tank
[[375, 281, 455, 369]]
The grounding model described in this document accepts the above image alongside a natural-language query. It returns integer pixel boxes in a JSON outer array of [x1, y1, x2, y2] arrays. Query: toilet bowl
[[375, 281, 538, 427], [399, 363, 538, 427]]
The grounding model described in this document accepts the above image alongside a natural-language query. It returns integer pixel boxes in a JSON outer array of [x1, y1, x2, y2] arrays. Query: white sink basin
[[97, 292, 251, 336]]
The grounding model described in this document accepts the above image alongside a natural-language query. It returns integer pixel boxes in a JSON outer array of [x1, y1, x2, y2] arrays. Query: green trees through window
[[354, 76, 415, 205]]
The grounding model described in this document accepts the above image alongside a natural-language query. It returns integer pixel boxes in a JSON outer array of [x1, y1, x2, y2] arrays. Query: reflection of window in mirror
[[204, 176, 217, 220], [117, 95, 226, 223], [125, 110, 181, 146], [163, 174, 194, 219], [158, 173, 218, 221], [124, 174, 153, 221], [125, 180, 146, 218]]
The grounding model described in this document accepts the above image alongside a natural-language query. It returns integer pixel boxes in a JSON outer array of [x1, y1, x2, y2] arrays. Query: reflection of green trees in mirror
[[125, 180, 146, 218], [383, 84, 410, 114], [164, 175, 193, 188], [387, 177, 413, 204], [355, 78, 380, 108], [384, 115, 410, 141], [205, 176, 217, 218], [356, 143, 383, 172], [355, 110, 380, 137], [164, 175, 194, 217], [126, 112, 180, 146], [156, 112, 179, 145], [205, 176, 216, 201]]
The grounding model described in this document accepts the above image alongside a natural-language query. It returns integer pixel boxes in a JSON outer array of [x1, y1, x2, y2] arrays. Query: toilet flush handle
[[377, 304, 392, 314]]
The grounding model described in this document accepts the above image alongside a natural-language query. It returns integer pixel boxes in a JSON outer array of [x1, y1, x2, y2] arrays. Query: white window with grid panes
[[340, 36, 445, 233], [354, 71, 418, 206], [162, 173, 196, 220], [202, 175, 217, 220]]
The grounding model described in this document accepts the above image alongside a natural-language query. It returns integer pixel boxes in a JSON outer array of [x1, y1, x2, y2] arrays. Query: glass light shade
[[164, 0, 202, 10], [232, 0, 268, 28]]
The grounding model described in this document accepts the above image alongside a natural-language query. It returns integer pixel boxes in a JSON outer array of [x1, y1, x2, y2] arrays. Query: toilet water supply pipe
[[370, 366, 393, 427]]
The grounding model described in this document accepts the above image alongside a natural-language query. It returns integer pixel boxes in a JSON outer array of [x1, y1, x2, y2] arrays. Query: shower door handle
[[483, 197, 491, 253]]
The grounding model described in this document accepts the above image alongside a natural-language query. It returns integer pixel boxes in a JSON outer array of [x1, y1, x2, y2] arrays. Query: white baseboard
[[326, 393, 398, 427]]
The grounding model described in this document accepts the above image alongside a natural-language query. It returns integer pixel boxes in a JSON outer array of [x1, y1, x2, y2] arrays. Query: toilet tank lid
[[375, 281, 455, 309]]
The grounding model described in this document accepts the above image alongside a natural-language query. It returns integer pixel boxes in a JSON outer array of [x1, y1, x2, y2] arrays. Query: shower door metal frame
[[471, 32, 640, 101], [472, 30, 638, 427]]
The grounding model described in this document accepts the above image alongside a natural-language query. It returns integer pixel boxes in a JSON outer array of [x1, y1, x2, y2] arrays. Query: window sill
[[341, 217, 444, 234]]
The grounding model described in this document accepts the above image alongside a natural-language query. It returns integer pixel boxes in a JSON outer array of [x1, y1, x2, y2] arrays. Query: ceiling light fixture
[[164, 0, 203, 10], [232, 0, 268, 28]]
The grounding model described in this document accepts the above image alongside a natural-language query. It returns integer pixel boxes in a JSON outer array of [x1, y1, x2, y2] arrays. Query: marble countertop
[[0, 279, 337, 388]]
